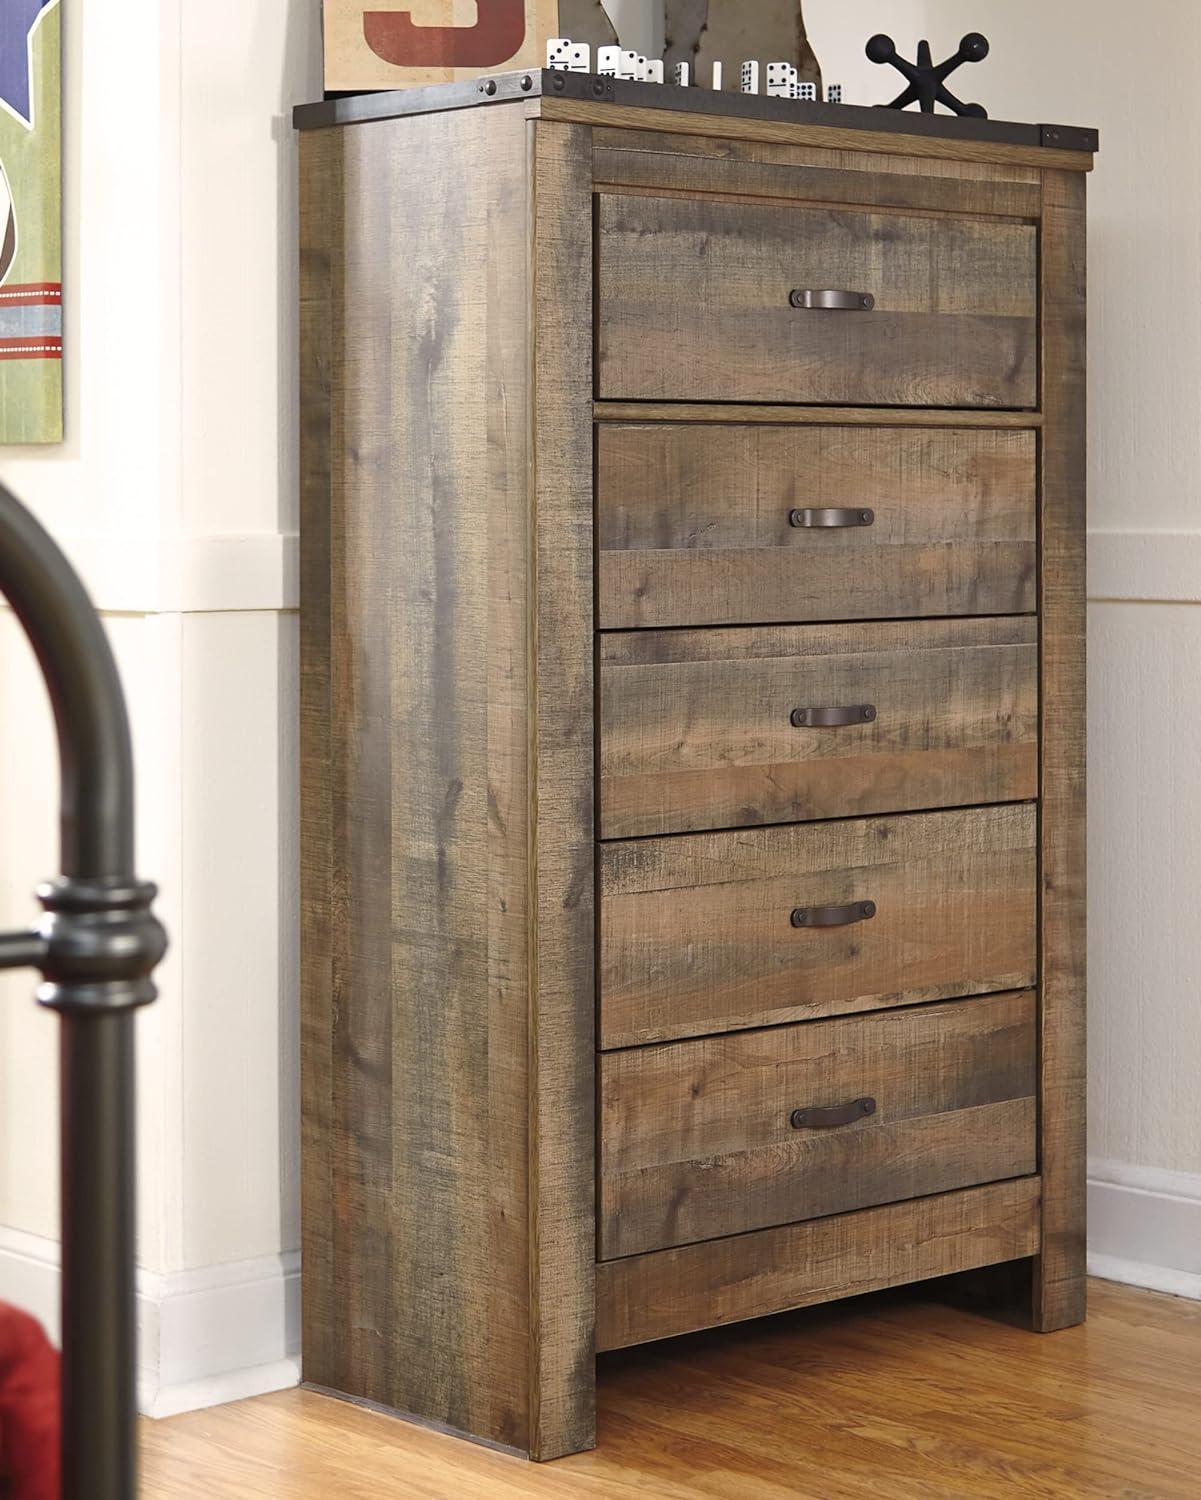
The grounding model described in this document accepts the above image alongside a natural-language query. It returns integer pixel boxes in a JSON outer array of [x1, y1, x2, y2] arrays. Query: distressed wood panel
[[301, 110, 597, 1463], [1034, 170, 1088, 1334], [592, 126, 1044, 185], [301, 105, 535, 1448], [593, 145, 1042, 218], [600, 991, 1037, 1258], [302, 122, 402, 1415], [596, 1178, 1043, 1351], [600, 804, 1037, 1049], [542, 98, 1095, 173], [597, 425, 1037, 629], [302, 105, 605, 1459], [597, 193, 1038, 407], [595, 402, 1043, 429], [527, 121, 598, 1461], [298, 119, 340, 1392], [599, 617, 1039, 839], [301, 99, 1091, 1431]]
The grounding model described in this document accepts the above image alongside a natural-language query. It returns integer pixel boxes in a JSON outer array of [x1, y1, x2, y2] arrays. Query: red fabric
[[0, 1304, 60, 1500]]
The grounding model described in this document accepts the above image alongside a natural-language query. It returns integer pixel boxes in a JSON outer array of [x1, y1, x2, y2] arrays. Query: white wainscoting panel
[[0, 1226, 300, 1417], [1088, 1160, 1201, 1301]]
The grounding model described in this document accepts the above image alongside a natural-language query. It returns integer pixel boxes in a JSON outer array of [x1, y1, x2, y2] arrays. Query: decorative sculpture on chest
[[866, 33, 991, 118]]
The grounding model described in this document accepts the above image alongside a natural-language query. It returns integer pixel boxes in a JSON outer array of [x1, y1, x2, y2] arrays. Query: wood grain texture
[[144, 1282, 1201, 1500], [300, 105, 534, 1448], [597, 424, 1037, 629], [1034, 169, 1088, 1334], [595, 402, 1043, 429], [541, 97, 1096, 173], [600, 804, 1037, 1048], [597, 194, 1038, 407], [298, 121, 339, 1391], [597, 1179, 1041, 1351], [594, 142, 1042, 218], [299, 108, 600, 1461], [527, 120, 597, 1460], [592, 127, 1044, 186], [599, 617, 1039, 839], [600, 992, 1037, 1258], [302, 121, 400, 1412]]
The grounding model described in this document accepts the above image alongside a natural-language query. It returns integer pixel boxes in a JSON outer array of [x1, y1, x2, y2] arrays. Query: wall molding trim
[[0, 1226, 301, 1418], [163, 532, 299, 616], [1087, 1159, 1201, 1301], [0, 530, 300, 615], [1088, 528, 1201, 604]]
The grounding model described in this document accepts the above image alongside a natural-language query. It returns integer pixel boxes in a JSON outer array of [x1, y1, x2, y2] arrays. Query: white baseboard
[[1088, 1254, 1201, 1302], [142, 1358, 302, 1421], [0, 1225, 59, 1338], [1087, 1159, 1201, 1301], [137, 1251, 302, 1417], [0, 1163, 1191, 1418], [0, 1226, 300, 1417]]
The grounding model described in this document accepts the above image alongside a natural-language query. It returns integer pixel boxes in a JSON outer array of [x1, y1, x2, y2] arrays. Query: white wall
[[0, 0, 320, 1413], [806, 1, 925, 103]]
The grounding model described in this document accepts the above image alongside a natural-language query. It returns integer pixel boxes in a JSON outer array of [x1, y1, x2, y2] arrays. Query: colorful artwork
[[324, 0, 561, 92], [0, 0, 61, 444]]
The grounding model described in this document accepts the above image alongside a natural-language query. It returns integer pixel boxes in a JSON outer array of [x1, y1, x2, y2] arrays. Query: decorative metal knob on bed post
[[0, 482, 168, 1500]]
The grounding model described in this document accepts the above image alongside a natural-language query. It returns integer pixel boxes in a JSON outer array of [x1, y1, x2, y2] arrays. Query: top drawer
[[596, 195, 1038, 409]]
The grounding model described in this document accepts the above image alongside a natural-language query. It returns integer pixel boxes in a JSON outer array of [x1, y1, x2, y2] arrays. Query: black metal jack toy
[[867, 32, 991, 118]]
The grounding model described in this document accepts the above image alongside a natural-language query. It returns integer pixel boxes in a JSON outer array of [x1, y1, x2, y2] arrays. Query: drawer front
[[596, 195, 1038, 407], [599, 990, 1038, 1260], [600, 804, 1037, 1049], [599, 617, 1038, 840], [597, 425, 1037, 630]]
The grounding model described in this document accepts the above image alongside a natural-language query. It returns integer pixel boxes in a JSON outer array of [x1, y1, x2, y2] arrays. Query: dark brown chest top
[[294, 64, 1097, 162]]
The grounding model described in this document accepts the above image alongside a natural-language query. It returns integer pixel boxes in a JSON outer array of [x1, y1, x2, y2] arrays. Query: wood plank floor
[[141, 1279, 1201, 1498]]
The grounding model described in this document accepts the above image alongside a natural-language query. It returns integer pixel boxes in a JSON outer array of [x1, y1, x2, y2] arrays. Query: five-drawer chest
[[296, 74, 1095, 1462]]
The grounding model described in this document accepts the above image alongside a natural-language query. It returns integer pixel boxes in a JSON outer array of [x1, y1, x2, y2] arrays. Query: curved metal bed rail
[[0, 482, 167, 1500]]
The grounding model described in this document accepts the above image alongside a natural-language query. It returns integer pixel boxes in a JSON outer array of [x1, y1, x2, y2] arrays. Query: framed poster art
[[324, 0, 562, 93], [0, 0, 61, 444]]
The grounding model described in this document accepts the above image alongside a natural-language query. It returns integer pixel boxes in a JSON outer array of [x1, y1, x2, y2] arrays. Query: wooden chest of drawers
[[297, 77, 1093, 1462]]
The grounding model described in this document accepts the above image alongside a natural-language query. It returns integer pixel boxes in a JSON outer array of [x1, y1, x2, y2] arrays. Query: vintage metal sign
[[325, 0, 561, 92]]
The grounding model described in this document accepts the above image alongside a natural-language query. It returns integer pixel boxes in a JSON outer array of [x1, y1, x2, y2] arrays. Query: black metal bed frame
[[0, 482, 167, 1499]]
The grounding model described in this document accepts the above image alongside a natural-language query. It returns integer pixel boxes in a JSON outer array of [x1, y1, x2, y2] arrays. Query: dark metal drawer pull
[[791, 900, 876, 929], [789, 507, 875, 529], [791, 705, 876, 728], [790, 1098, 877, 1131], [789, 288, 875, 311]]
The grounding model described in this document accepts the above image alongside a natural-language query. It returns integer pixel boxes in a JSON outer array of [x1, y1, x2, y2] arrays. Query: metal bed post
[[0, 482, 167, 1499]]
